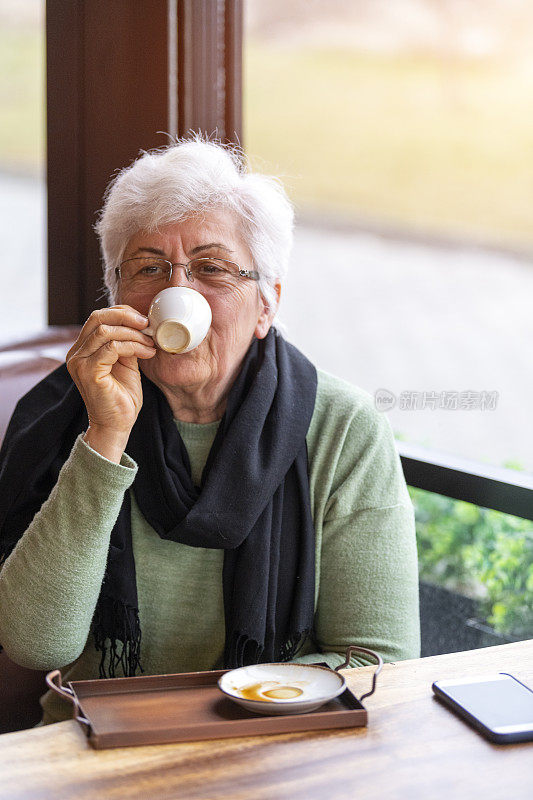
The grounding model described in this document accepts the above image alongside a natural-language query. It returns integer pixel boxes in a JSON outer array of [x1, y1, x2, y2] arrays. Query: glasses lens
[[120, 258, 172, 291], [188, 258, 240, 292]]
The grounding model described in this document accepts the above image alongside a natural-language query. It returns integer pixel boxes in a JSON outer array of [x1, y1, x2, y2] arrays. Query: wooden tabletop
[[1, 640, 532, 800]]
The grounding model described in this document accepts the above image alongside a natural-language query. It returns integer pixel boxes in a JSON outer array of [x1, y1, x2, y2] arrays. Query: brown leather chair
[[0, 327, 79, 446], [0, 327, 79, 732]]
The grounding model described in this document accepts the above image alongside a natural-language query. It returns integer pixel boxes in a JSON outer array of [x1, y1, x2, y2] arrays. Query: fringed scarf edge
[[224, 626, 315, 669], [92, 598, 144, 679]]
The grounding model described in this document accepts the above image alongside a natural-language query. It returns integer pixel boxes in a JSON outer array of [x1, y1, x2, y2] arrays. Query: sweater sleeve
[[292, 503, 420, 669], [0, 434, 137, 669], [293, 377, 420, 669]]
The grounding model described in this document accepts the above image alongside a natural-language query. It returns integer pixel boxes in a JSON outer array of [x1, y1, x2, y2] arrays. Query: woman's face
[[118, 210, 279, 395]]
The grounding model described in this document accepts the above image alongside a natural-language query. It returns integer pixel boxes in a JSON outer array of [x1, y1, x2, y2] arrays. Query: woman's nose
[[169, 263, 190, 286]]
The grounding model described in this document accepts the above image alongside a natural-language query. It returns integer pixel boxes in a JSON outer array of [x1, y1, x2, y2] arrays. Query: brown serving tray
[[45, 646, 382, 749]]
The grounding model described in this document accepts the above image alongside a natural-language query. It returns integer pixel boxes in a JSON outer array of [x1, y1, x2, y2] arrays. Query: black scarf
[[0, 328, 318, 677]]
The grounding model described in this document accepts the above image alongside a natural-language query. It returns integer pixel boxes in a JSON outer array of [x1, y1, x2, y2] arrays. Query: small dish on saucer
[[218, 662, 346, 716]]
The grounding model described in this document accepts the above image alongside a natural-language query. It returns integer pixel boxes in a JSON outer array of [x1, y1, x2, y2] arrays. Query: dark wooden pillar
[[46, 0, 243, 326], [46, 0, 169, 324], [177, 0, 243, 144]]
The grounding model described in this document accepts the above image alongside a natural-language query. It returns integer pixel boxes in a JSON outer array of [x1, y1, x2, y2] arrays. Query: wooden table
[[1, 641, 532, 800]]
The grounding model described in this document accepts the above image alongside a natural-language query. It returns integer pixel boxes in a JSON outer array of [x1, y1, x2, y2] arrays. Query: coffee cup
[[144, 287, 212, 354]]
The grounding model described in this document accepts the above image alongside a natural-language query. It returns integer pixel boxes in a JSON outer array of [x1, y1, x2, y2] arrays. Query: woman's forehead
[[125, 212, 251, 263], [130, 210, 244, 250]]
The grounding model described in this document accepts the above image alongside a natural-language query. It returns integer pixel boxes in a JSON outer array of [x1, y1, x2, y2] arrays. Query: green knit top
[[0, 368, 420, 725]]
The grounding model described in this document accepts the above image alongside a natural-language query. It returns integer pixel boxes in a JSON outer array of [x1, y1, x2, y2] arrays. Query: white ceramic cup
[[144, 287, 212, 354]]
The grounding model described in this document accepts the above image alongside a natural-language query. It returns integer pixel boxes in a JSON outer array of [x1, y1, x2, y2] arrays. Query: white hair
[[95, 135, 294, 332]]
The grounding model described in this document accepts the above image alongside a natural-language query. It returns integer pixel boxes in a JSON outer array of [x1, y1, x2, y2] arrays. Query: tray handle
[[45, 670, 91, 732], [334, 646, 383, 702]]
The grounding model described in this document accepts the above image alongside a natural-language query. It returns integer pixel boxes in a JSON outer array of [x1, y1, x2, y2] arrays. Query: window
[[244, 0, 533, 475], [0, 2, 46, 340]]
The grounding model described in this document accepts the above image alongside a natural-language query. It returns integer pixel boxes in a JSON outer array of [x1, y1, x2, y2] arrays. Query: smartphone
[[432, 673, 533, 744]]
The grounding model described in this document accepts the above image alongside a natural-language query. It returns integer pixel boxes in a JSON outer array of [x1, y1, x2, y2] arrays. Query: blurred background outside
[[243, 0, 533, 477], [0, 0, 46, 339], [1, 0, 532, 645]]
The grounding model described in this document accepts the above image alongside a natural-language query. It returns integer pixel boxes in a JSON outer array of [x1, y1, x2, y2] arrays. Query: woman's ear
[[255, 281, 281, 339]]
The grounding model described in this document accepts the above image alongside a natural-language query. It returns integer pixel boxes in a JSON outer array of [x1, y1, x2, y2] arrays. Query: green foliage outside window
[[410, 487, 533, 639]]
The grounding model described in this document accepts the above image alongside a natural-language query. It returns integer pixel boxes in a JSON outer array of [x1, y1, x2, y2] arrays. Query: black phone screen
[[433, 673, 533, 736]]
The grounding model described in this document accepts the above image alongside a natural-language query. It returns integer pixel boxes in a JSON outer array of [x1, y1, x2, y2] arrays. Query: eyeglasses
[[115, 256, 260, 294]]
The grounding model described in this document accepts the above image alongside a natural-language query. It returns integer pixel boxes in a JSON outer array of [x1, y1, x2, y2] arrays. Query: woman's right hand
[[66, 306, 156, 461]]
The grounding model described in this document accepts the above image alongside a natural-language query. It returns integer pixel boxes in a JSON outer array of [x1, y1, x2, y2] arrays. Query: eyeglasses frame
[[115, 256, 260, 287]]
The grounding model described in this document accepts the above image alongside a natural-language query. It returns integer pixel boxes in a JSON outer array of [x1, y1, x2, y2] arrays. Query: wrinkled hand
[[66, 306, 156, 461]]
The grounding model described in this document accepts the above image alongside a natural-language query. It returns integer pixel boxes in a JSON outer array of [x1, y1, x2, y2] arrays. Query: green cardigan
[[0, 368, 420, 725]]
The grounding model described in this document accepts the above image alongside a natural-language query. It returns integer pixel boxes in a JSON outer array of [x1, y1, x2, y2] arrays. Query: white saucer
[[218, 662, 346, 716]]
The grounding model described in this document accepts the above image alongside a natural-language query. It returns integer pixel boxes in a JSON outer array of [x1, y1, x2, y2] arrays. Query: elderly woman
[[0, 138, 419, 725]]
